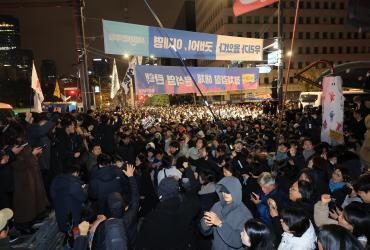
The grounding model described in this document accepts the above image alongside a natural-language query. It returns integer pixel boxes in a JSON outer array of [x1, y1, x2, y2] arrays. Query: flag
[[31, 62, 44, 113], [121, 56, 138, 95], [53, 80, 61, 99], [110, 59, 120, 99], [233, 0, 278, 16]]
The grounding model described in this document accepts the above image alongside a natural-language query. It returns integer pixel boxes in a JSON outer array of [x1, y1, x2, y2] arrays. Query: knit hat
[[0, 208, 13, 231], [158, 177, 179, 201]]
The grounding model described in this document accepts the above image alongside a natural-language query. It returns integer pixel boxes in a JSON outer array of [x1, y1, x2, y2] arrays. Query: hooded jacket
[[50, 173, 87, 232], [200, 176, 253, 250]]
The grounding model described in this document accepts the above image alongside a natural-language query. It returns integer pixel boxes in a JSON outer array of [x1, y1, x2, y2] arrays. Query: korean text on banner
[[134, 65, 259, 95], [103, 20, 263, 62], [321, 76, 344, 146]]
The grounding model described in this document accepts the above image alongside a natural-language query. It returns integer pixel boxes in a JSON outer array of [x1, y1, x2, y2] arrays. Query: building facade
[[195, 0, 370, 102]]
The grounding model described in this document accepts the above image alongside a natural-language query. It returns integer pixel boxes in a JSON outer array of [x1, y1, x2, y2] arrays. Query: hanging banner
[[103, 20, 263, 61], [233, 0, 279, 16], [321, 76, 344, 145], [134, 65, 259, 95]]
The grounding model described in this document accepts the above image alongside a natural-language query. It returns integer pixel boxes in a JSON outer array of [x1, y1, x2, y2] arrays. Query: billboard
[[134, 65, 259, 95], [103, 20, 263, 61]]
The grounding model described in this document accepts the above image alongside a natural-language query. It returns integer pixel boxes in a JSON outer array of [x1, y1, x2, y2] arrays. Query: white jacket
[[278, 222, 316, 250]]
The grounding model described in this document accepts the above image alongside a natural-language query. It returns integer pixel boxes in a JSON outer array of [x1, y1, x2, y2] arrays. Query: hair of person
[[318, 224, 365, 250], [258, 172, 276, 186], [281, 207, 310, 237], [312, 156, 327, 171], [334, 165, 351, 183], [63, 163, 81, 174], [303, 138, 313, 144], [223, 162, 238, 176], [169, 140, 180, 149], [297, 180, 313, 202], [244, 219, 275, 250], [354, 174, 370, 193], [136, 153, 147, 165], [97, 154, 112, 166], [198, 169, 216, 185], [343, 202, 370, 240], [175, 156, 188, 169]]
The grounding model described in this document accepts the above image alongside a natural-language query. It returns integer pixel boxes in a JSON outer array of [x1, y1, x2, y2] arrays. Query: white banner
[[321, 76, 344, 145]]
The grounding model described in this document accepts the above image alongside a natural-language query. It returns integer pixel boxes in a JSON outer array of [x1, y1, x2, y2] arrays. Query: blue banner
[[134, 65, 259, 95], [103, 20, 263, 61]]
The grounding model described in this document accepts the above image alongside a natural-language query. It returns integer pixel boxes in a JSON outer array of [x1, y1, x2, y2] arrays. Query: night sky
[[1, 0, 185, 75]]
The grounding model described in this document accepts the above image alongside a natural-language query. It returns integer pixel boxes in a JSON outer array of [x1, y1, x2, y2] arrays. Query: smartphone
[[20, 143, 28, 148], [41, 144, 47, 149]]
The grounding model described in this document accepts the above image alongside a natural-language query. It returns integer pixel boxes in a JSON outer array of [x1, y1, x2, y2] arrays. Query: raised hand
[[123, 164, 135, 177]]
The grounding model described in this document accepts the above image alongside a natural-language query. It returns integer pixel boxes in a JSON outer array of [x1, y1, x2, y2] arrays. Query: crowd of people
[[0, 100, 369, 250]]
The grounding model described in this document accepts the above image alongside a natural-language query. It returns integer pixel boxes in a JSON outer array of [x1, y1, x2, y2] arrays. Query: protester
[[240, 219, 274, 250], [0, 208, 30, 250], [317, 224, 365, 250]]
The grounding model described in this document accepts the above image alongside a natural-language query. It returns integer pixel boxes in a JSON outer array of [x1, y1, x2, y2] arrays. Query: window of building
[[329, 47, 334, 54], [298, 17, 304, 24], [306, 2, 312, 9], [228, 16, 233, 24], [273, 32, 278, 37], [330, 17, 336, 24], [281, 1, 286, 8], [299, 2, 303, 8], [314, 47, 319, 54], [264, 77, 269, 84], [338, 47, 343, 53], [246, 32, 252, 37], [264, 32, 269, 39], [338, 32, 343, 39], [322, 17, 328, 24], [330, 33, 336, 39], [353, 47, 358, 53], [282, 16, 286, 24], [246, 16, 252, 24], [298, 62, 303, 69], [255, 32, 260, 38], [263, 16, 269, 24], [340, 2, 345, 9], [323, 2, 329, 9], [238, 32, 243, 37], [290, 77, 294, 83], [290, 32, 293, 39], [331, 2, 336, 9], [362, 33, 367, 39], [346, 46, 351, 53], [339, 18, 344, 24], [228, 32, 234, 36], [306, 47, 311, 54], [347, 32, 352, 39], [237, 16, 243, 24], [298, 32, 303, 39], [314, 17, 320, 24], [290, 17, 294, 24], [354, 32, 359, 39], [298, 47, 303, 54], [290, 1, 295, 8], [306, 17, 311, 24], [273, 17, 278, 24], [306, 32, 311, 39], [315, 1, 320, 9], [315, 32, 320, 39], [323, 32, 328, 39], [227, 0, 233, 7], [322, 47, 327, 54], [254, 16, 260, 24]]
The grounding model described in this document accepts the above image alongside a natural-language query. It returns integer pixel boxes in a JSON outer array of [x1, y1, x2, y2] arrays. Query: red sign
[[233, 0, 278, 16]]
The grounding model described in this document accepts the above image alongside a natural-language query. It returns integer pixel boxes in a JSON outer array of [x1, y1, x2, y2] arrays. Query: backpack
[[103, 218, 128, 250]]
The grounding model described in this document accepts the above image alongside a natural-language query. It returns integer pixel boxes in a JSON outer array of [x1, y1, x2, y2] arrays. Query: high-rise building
[[40, 59, 57, 100], [195, 0, 370, 101], [0, 15, 21, 66]]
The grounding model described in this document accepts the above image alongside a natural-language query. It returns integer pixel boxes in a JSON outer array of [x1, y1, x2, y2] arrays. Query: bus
[[299, 90, 370, 108]]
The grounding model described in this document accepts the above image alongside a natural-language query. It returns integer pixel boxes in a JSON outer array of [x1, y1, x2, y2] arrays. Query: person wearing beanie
[[0, 208, 30, 249], [201, 176, 253, 250], [137, 177, 200, 250]]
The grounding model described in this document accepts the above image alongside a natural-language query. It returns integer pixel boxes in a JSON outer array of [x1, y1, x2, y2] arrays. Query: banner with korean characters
[[103, 20, 263, 61], [134, 65, 259, 95], [321, 76, 345, 146]]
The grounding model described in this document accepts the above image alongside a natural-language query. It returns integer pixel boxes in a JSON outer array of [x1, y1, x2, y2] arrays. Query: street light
[[123, 54, 129, 59], [286, 51, 293, 57]]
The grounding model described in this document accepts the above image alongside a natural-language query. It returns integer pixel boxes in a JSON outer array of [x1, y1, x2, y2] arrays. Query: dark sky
[[1, 0, 185, 75]]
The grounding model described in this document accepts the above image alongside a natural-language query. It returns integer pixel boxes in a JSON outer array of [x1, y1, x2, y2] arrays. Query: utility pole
[[72, 0, 91, 111], [277, 0, 284, 111]]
